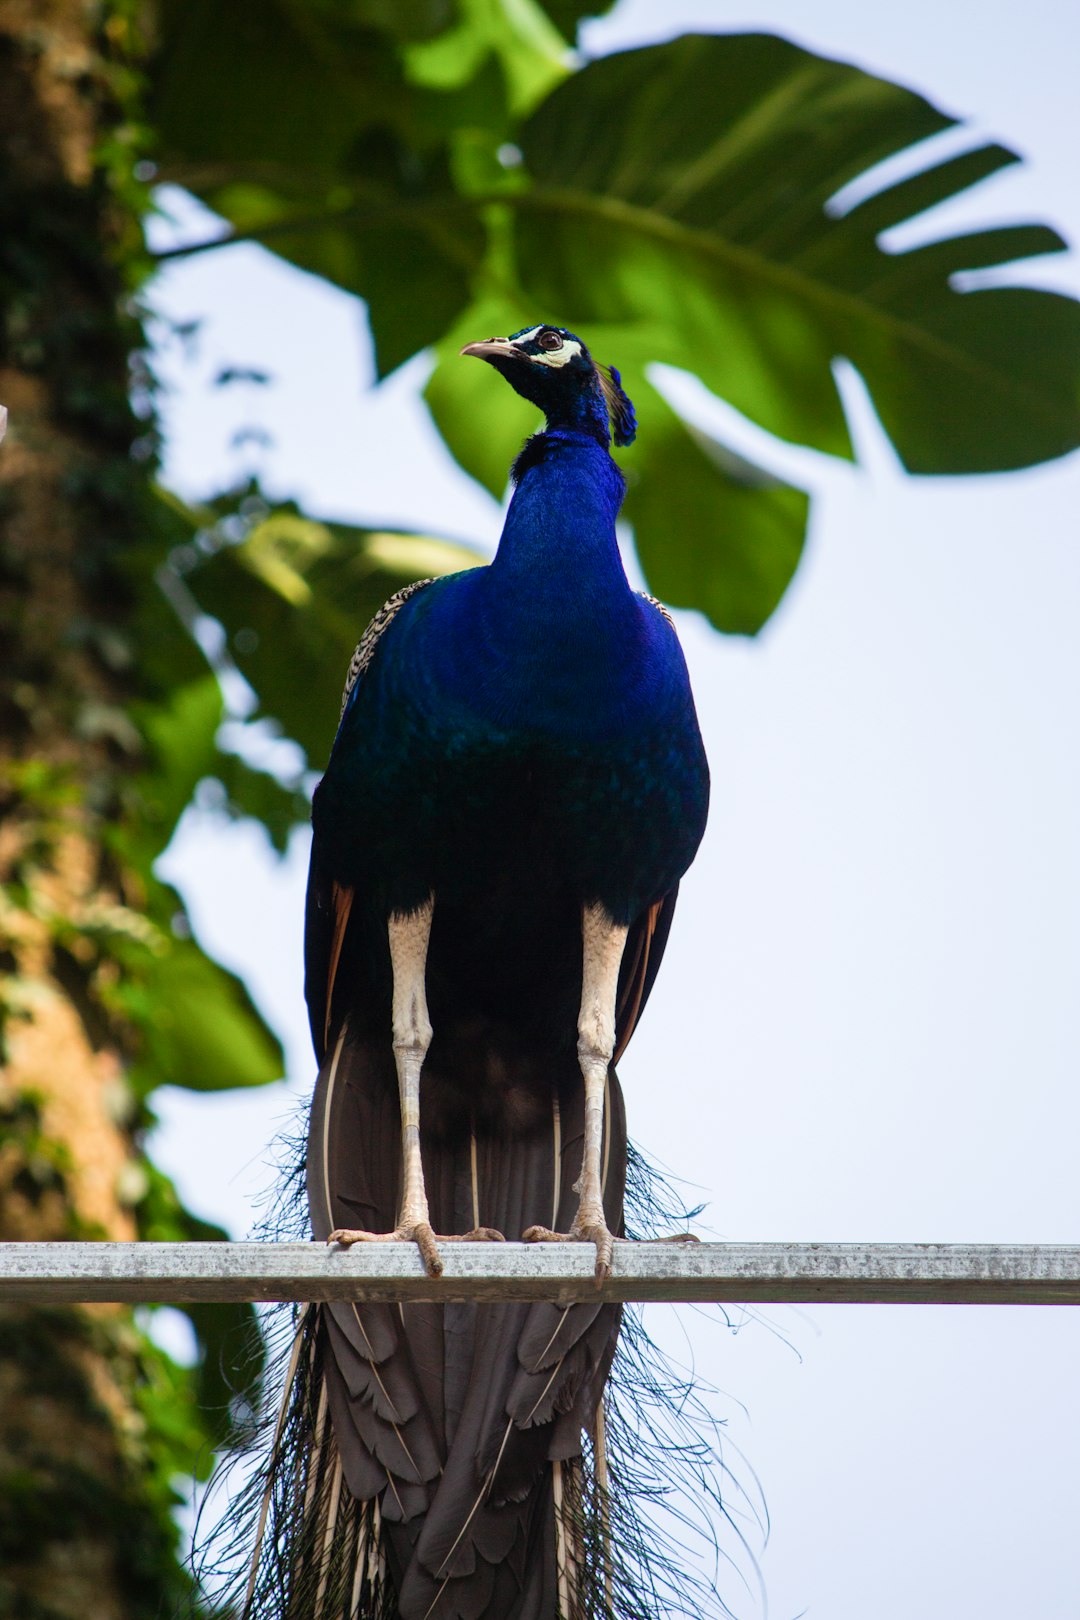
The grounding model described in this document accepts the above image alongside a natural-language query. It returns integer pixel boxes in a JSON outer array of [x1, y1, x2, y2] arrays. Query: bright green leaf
[[626, 382, 809, 635], [405, 0, 570, 113], [131, 677, 223, 867], [515, 33, 1080, 472], [127, 930, 283, 1093], [213, 752, 310, 856]]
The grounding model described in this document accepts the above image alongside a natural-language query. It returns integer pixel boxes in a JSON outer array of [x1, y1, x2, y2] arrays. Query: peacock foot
[[522, 1214, 616, 1285], [328, 1222, 505, 1279]]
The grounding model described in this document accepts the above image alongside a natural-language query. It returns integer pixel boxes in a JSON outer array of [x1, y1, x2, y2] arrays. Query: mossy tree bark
[[0, 5, 203, 1613]]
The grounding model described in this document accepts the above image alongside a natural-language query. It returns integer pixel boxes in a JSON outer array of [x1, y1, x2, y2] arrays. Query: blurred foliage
[[0, 692, 284, 1103], [137, 1161, 266, 1451], [0, 1304, 211, 1618], [147, 12, 1080, 646], [0, 1091, 259, 1612]]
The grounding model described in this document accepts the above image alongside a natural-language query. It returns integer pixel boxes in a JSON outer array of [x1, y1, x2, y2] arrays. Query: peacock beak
[[459, 337, 524, 362]]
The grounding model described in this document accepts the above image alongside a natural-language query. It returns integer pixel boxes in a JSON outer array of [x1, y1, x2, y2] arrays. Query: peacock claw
[[327, 1221, 443, 1277], [328, 1222, 506, 1279], [522, 1218, 616, 1285]]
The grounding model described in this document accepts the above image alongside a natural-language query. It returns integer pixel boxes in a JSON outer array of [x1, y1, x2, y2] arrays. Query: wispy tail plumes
[[231, 1306, 393, 1620], [191, 1147, 765, 1620]]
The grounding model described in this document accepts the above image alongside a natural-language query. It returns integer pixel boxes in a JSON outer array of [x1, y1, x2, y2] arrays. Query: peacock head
[[460, 324, 636, 450]]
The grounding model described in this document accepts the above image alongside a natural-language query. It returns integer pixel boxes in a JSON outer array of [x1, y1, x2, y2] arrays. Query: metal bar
[[0, 1241, 1078, 1306]]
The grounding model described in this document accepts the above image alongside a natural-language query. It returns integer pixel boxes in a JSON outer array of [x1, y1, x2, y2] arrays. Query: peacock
[[233, 324, 711, 1620]]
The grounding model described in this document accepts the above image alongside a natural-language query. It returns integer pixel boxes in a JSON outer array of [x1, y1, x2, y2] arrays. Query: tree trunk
[[0, 4, 195, 1612]]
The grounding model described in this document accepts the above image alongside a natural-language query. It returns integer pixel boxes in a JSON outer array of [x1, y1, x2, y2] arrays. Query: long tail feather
[[191, 1150, 764, 1620], [226, 1305, 395, 1620]]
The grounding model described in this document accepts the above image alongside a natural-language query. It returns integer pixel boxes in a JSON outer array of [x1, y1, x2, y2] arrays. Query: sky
[[144, 4, 1080, 1616]]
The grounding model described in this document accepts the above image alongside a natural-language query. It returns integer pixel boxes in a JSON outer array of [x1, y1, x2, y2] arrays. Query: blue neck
[[547, 386, 610, 445], [495, 354, 612, 446], [492, 430, 629, 606], [426, 430, 641, 733]]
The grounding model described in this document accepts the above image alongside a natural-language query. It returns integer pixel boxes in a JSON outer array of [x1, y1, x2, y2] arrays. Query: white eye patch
[[534, 339, 582, 368], [509, 327, 584, 368]]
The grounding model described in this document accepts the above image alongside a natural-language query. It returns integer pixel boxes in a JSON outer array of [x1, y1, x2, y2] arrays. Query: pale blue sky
[[146, 4, 1080, 1615]]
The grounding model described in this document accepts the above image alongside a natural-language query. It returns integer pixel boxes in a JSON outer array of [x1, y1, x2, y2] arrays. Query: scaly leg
[[328, 897, 503, 1277], [524, 903, 628, 1282]]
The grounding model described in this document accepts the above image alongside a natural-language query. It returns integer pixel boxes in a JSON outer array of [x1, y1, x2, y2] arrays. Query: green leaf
[[627, 382, 809, 634], [131, 1326, 212, 1494], [151, 0, 405, 172], [150, 0, 487, 374], [151, 23, 1080, 634], [405, 0, 570, 114], [187, 508, 483, 762], [213, 752, 310, 855], [514, 33, 1080, 472], [121, 522, 211, 707], [153, 22, 1080, 461], [328, 0, 460, 44], [124, 629, 307, 858], [130, 676, 223, 870], [152, 23, 1080, 463], [126, 927, 283, 1093]]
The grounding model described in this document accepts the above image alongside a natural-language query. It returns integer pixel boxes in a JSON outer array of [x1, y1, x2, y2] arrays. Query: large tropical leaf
[[628, 382, 809, 634], [515, 33, 1080, 473], [149, 17, 1080, 635], [403, 0, 570, 113], [429, 31, 1079, 628]]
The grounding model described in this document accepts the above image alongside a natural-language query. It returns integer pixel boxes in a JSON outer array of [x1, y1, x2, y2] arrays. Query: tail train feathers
[[201, 1020, 758, 1619], [196, 1143, 759, 1620], [238, 1307, 622, 1620], [239, 1306, 396, 1620], [288, 1021, 626, 1618]]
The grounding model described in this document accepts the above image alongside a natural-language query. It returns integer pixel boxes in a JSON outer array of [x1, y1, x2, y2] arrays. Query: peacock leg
[[524, 903, 628, 1282], [328, 897, 503, 1277]]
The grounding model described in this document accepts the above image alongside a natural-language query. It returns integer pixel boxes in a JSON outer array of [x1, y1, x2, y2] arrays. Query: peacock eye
[[538, 329, 563, 351]]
